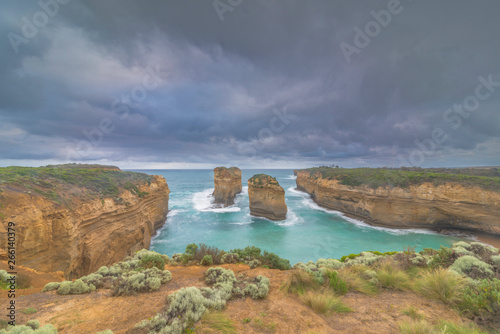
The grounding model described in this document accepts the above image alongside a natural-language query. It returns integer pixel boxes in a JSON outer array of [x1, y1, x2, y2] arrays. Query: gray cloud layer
[[1, 0, 499, 168]]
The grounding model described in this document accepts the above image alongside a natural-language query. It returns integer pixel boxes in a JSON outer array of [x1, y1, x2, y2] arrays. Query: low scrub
[[459, 278, 500, 321], [337, 266, 379, 296], [0, 321, 58, 333], [42, 249, 172, 296], [414, 269, 467, 306], [135, 267, 270, 333], [300, 291, 351, 314]]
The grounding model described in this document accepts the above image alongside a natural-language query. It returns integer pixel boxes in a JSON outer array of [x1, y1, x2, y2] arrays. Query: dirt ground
[[0, 263, 472, 334]]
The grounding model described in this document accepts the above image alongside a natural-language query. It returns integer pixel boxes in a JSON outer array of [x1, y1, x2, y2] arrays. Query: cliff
[[0, 164, 169, 278], [212, 167, 242, 206], [248, 174, 287, 220], [295, 168, 500, 235]]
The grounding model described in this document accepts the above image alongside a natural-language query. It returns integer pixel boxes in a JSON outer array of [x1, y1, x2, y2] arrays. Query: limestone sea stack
[[0, 164, 170, 278], [248, 174, 287, 220], [212, 167, 242, 206]]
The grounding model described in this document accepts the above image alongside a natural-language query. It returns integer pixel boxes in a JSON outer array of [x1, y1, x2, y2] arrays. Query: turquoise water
[[131, 169, 467, 265]]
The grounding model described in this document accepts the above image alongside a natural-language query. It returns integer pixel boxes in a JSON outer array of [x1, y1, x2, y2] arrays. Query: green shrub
[[262, 251, 291, 270], [344, 252, 382, 266], [244, 275, 270, 299], [459, 278, 500, 319], [185, 243, 198, 256], [139, 253, 165, 270], [193, 244, 225, 264], [42, 282, 60, 292], [112, 267, 171, 296], [414, 269, 467, 306], [232, 246, 261, 260], [57, 279, 95, 295], [326, 270, 348, 295], [449, 256, 493, 279], [95, 331, 114, 334], [248, 259, 260, 269], [491, 254, 500, 266], [316, 258, 343, 270], [429, 246, 455, 269], [200, 255, 213, 266], [26, 320, 40, 330], [205, 267, 236, 285], [0, 323, 58, 333], [221, 253, 239, 264]]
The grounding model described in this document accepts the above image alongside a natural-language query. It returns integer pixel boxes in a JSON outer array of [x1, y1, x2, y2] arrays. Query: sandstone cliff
[[213, 167, 242, 206], [295, 169, 500, 235], [0, 165, 169, 278], [248, 174, 287, 220]]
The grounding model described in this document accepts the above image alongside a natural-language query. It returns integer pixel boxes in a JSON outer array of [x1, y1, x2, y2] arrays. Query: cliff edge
[[295, 167, 500, 235], [0, 164, 170, 278], [248, 174, 287, 220], [212, 167, 242, 206]]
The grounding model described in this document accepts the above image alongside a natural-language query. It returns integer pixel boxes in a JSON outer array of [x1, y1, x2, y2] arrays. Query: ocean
[[130, 169, 467, 265]]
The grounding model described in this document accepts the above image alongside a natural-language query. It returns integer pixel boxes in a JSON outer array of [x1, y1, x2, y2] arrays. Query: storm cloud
[[1, 0, 499, 168]]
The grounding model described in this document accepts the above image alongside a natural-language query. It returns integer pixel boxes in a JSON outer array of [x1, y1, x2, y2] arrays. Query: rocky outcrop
[[213, 167, 242, 206], [0, 168, 169, 279], [296, 170, 500, 235], [248, 174, 287, 220]]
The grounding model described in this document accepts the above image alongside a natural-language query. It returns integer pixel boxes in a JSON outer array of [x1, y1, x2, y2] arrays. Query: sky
[[1, 0, 499, 169]]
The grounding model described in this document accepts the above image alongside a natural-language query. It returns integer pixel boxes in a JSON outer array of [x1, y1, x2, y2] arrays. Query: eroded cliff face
[[0, 175, 169, 278], [248, 174, 287, 220], [296, 170, 500, 235], [213, 167, 242, 206]]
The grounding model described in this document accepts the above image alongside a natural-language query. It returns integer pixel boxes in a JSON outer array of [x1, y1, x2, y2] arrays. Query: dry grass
[[401, 306, 424, 320], [195, 310, 237, 334], [338, 267, 378, 296], [376, 262, 410, 291], [398, 320, 435, 334], [280, 269, 318, 295], [399, 319, 488, 334], [413, 269, 467, 306], [300, 291, 352, 314]]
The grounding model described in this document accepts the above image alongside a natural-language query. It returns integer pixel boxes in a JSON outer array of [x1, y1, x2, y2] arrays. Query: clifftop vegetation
[[0, 164, 153, 203], [297, 166, 500, 192]]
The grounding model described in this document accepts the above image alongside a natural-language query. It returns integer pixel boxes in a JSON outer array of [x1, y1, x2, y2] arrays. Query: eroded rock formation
[[0, 167, 169, 278], [213, 167, 242, 206], [248, 174, 287, 220], [295, 170, 500, 235]]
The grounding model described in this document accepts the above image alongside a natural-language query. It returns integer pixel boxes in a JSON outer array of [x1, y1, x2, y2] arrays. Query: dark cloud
[[0, 0, 499, 168]]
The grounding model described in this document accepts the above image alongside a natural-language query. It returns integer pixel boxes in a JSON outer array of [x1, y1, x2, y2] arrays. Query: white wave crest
[[297, 190, 437, 236], [192, 188, 241, 212]]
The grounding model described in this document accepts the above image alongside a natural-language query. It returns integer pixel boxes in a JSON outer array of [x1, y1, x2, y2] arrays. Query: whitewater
[[130, 169, 468, 265]]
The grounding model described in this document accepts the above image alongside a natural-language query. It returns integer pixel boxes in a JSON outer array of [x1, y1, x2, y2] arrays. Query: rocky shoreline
[[295, 168, 500, 236]]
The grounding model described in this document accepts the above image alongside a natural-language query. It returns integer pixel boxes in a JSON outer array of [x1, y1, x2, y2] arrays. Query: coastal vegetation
[[298, 166, 500, 191], [3, 241, 491, 333], [0, 164, 152, 204]]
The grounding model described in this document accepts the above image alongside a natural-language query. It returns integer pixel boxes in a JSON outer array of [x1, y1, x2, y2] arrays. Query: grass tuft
[[280, 269, 318, 295], [375, 262, 410, 290], [413, 269, 466, 306], [300, 291, 352, 314], [195, 310, 237, 334]]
